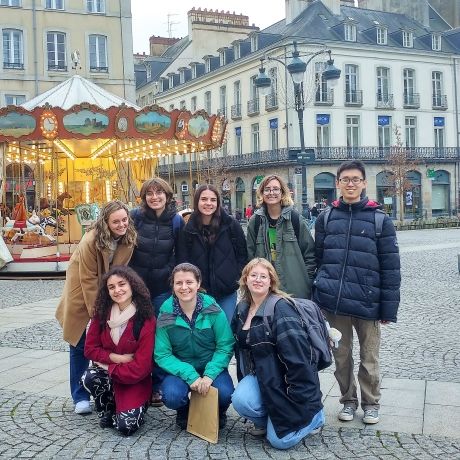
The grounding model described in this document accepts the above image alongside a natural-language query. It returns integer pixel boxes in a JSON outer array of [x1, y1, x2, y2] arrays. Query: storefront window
[[431, 169, 450, 216]]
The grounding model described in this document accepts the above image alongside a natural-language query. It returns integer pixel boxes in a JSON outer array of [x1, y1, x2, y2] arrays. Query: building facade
[[138, 0, 460, 220], [0, 0, 135, 105]]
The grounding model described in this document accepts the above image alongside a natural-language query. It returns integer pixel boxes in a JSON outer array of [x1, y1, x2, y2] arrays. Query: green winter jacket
[[154, 293, 234, 385], [246, 205, 316, 298]]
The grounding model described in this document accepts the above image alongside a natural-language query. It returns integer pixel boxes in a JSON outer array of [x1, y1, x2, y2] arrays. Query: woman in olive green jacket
[[246, 174, 316, 299], [154, 263, 234, 430]]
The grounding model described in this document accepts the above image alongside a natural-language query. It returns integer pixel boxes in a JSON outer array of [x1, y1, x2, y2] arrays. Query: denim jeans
[[215, 291, 237, 324], [152, 291, 171, 318], [69, 330, 91, 404], [232, 374, 325, 450], [161, 370, 234, 413]]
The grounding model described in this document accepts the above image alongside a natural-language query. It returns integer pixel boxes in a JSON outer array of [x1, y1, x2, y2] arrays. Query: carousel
[[0, 75, 227, 276]]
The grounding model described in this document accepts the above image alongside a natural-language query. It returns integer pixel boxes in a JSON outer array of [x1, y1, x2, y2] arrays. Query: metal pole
[[295, 81, 308, 218]]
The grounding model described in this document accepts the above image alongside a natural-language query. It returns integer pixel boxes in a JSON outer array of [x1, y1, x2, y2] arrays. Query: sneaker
[[338, 405, 355, 421], [249, 424, 267, 437], [363, 408, 379, 424], [74, 400, 92, 415], [150, 391, 164, 407], [219, 413, 227, 430], [175, 407, 189, 430], [99, 411, 115, 428]]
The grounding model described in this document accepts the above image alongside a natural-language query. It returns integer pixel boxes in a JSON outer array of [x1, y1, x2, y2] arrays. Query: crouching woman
[[82, 266, 155, 436], [154, 263, 234, 430], [231, 258, 325, 450]]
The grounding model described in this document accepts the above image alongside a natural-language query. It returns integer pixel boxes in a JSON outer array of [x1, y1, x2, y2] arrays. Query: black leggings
[[82, 366, 147, 435]]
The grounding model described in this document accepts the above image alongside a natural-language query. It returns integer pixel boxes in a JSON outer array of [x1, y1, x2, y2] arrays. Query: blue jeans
[[152, 291, 171, 318], [69, 330, 91, 404], [215, 292, 237, 323], [161, 370, 234, 413], [232, 375, 325, 450]]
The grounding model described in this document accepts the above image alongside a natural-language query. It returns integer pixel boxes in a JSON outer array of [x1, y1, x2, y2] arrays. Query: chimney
[[286, 0, 309, 24], [322, 0, 341, 15]]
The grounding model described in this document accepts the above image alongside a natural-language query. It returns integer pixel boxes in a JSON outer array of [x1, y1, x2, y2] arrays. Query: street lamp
[[255, 41, 341, 218]]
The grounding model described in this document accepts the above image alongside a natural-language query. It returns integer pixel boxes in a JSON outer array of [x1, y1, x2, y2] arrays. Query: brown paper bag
[[186, 387, 219, 443]]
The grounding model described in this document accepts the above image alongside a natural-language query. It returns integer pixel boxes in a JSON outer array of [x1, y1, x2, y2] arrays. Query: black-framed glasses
[[338, 177, 364, 185], [263, 187, 281, 195]]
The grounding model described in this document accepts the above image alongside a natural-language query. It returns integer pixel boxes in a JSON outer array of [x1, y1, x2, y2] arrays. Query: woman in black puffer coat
[[178, 184, 247, 323]]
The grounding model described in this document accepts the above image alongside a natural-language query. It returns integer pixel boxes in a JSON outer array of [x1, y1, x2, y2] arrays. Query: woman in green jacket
[[154, 263, 234, 430], [246, 174, 316, 299]]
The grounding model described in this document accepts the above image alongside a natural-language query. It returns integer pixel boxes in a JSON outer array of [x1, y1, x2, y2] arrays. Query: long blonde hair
[[239, 258, 291, 304], [256, 174, 293, 208], [90, 200, 137, 251]]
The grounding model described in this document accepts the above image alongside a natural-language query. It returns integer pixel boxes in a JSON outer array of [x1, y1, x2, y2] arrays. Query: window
[[204, 91, 211, 113], [205, 57, 211, 73], [405, 116, 417, 147], [89, 35, 107, 72], [219, 85, 226, 116], [250, 34, 258, 52], [344, 23, 356, 42], [235, 127, 242, 155], [191, 64, 197, 79], [377, 27, 387, 45], [47, 32, 66, 71], [219, 49, 225, 66], [179, 69, 185, 84], [191, 96, 197, 112], [2, 29, 23, 69], [316, 114, 330, 147], [346, 116, 360, 148], [432, 34, 441, 51], [269, 119, 278, 150], [402, 31, 413, 48], [0, 0, 20, 5], [345, 64, 359, 103], [233, 42, 240, 60], [432, 71, 443, 106], [434, 118, 445, 148], [403, 68, 416, 104], [376, 67, 390, 102], [180, 100, 186, 110], [315, 62, 328, 102], [234, 80, 241, 106], [251, 123, 259, 153], [45, 0, 63, 9], [269, 68, 278, 95], [378, 116, 391, 148], [5, 94, 25, 105], [87, 0, 104, 13]]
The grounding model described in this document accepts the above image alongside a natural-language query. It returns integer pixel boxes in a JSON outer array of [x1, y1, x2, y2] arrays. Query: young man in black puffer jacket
[[313, 160, 401, 426]]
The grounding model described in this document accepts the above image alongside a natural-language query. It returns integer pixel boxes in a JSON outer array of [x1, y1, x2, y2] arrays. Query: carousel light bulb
[[105, 180, 111, 202], [85, 181, 90, 204]]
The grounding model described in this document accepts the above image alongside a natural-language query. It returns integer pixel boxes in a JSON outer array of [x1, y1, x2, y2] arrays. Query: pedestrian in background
[[245, 204, 253, 219], [313, 160, 401, 425], [178, 184, 247, 323], [246, 174, 315, 298], [82, 266, 155, 436], [55, 200, 136, 415]]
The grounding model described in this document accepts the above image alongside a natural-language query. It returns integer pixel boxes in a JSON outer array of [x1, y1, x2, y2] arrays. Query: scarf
[[107, 302, 136, 345]]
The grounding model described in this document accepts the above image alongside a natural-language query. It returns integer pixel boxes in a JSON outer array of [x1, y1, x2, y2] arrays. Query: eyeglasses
[[263, 187, 281, 195], [248, 273, 269, 282], [146, 190, 165, 197], [338, 177, 364, 185]]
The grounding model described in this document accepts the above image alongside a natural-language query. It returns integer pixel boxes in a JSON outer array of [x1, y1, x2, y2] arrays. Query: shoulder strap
[[172, 213, 181, 239], [290, 209, 300, 241], [253, 214, 261, 239], [262, 294, 281, 333], [375, 209, 385, 238]]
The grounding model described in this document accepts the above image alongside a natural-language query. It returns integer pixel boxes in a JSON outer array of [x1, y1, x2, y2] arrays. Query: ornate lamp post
[[255, 41, 341, 218]]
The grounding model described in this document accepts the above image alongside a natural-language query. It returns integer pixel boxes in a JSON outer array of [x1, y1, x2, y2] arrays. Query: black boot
[[99, 411, 115, 428], [175, 406, 189, 430]]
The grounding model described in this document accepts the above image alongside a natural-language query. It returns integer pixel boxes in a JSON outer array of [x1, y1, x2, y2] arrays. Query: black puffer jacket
[[178, 211, 247, 298], [313, 197, 401, 322], [232, 295, 323, 438], [129, 207, 184, 297]]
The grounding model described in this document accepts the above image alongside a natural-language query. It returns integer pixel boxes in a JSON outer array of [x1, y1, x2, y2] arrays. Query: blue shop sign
[[269, 118, 278, 129], [434, 117, 445, 127], [378, 116, 390, 126], [235, 127, 241, 136], [316, 114, 330, 125]]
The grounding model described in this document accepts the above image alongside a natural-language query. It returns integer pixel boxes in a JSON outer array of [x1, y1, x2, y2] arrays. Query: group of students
[[55, 160, 401, 449]]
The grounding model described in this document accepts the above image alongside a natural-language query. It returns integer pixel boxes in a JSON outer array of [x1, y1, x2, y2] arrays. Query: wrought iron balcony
[[314, 89, 334, 106], [376, 93, 394, 109], [247, 98, 260, 116], [344, 90, 363, 106], [265, 93, 278, 111], [48, 64, 67, 71], [231, 104, 241, 120], [403, 93, 420, 109], [3, 61, 24, 70], [432, 95, 448, 110]]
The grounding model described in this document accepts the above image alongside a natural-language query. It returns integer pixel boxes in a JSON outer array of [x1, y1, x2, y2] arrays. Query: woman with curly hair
[[55, 200, 137, 415], [82, 266, 155, 436]]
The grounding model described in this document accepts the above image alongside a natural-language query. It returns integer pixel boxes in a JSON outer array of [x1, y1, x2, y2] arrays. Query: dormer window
[[344, 23, 357, 42], [377, 27, 387, 45], [233, 42, 240, 60], [145, 64, 151, 81], [219, 49, 226, 66], [432, 33, 441, 51], [402, 31, 413, 48], [168, 73, 174, 87], [205, 56, 211, 73], [250, 34, 258, 52], [191, 63, 197, 79]]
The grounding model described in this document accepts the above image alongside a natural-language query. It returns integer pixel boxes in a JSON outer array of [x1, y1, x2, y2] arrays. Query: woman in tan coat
[[55, 200, 137, 415]]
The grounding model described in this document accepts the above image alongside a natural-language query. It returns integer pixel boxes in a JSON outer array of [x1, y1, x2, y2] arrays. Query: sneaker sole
[[363, 417, 379, 424], [338, 414, 354, 421], [74, 407, 92, 415]]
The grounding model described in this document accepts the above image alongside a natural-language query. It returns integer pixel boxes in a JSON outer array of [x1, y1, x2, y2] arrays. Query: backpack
[[253, 209, 301, 241], [131, 208, 182, 240], [262, 295, 333, 371], [322, 207, 386, 238]]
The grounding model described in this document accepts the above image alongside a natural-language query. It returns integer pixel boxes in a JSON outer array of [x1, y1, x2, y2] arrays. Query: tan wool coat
[[55, 229, 134, 346]]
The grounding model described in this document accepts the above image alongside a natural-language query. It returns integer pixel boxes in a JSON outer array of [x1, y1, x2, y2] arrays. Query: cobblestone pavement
[[0, 228, 459, 459]]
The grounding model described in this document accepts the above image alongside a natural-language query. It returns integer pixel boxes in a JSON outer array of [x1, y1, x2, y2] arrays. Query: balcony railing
[[90, 66, 108, 72], [217, 107, 227, 118], [376, 93, 394, 109], [231, 104, 241, 120], [265, 93, 278, 111], [344, 90, 363, 106], [403, 93, 420, 109], [247, 98, 260, 116], [432, 95, 448, 110], [314, 89, 334, 106], [3, 61, 24, 70], [48, 64, 67, 72]]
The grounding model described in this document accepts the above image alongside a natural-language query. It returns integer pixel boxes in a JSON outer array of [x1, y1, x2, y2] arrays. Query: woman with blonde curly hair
[[246, 174, 315, 299], [231, 258, 324, 450], [55, 200, 136, 415]]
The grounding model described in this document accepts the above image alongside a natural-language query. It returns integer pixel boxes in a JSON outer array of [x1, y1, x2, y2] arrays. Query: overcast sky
[[131, 0, 285, 53]]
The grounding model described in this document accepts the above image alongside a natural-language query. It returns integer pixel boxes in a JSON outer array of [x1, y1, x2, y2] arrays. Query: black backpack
[[253, 209, 301, 241], [262, 295, 333, 371]]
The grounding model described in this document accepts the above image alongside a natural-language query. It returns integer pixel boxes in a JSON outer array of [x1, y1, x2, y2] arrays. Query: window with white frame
[[5, 94, 25, 105], [235, 127, 242, 155], [191, 96, 197, 112], [269, 67, 278, 95], [180, 100, 186, 110], [346, 115, 360, 147], [434, 117, 445, 148], [205, 57, 211, 73], [344, 23, 356, 42], [377, 27, 387, 45], [345, 64, 359, 103], [87, 0, 104, 13], [251, 123, 259, 153], [405, 116, 417, 147], [432, 34, 441, 51], [250, 34, 258, 52], [191, 64, 197, 79], [233, 42, 240, 60], [234, 80, 241, 106], [204, 91, 211, 113], [45, 0, 63, 9], [2, 29, 23, 68], [47, 31, 66, 70], [403, 68, 416, 104], [378, 116, 391, 148], [0, 0, 20, 6], [316, 114, 330, 147], [89, 34, 107, 71], [402, 31, 413, 48], [432, 71, 443, 106], [219, 49, 225, 66], [168, 74, 174, 87], [219, 85, 226, 116], [179, 69, 185, 84], [315, 62, 328, 102], [269, 119, 278, 150], [376, 67, 390, 102]]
